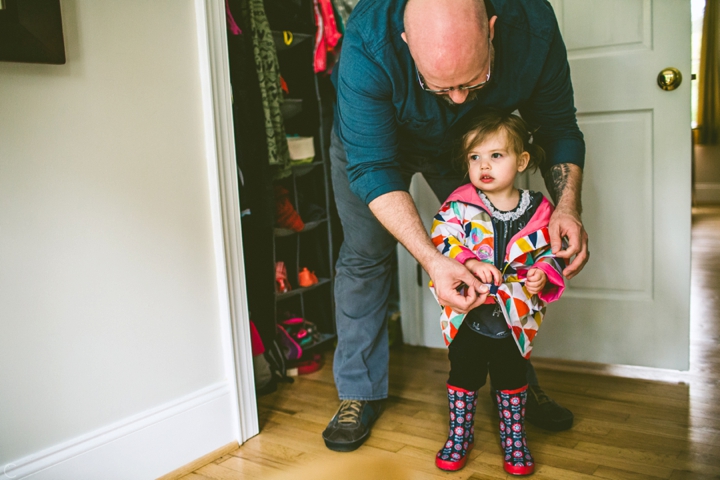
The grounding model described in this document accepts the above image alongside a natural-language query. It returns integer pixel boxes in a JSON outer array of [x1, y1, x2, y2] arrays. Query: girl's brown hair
[[456, 110, 545, 173]]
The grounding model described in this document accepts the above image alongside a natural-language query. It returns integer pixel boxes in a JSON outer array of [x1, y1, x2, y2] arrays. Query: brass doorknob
[[657, 67, 682, 91]]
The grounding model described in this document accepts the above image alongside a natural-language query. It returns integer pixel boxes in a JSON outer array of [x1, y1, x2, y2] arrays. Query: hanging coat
[[429, 184, 565, 359]]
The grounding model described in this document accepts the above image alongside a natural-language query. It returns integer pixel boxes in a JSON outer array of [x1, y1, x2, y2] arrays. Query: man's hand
[[367, 191, 488, 312], [548, 205, 589, 279], [543, 163, 589, 279], [428, 255, 489, 314], [465, 258, 502, 286], [525, 268, 547, 295]]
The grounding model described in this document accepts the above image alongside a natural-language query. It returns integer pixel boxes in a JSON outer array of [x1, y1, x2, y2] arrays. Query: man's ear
[[401, 32, 408, 44], [488, 15, 497, 41], [517, 152, 530, 172]]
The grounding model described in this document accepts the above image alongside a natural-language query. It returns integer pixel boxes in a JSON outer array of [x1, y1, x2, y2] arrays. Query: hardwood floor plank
[[592, 465, 666, 480], [668, 471, 720, 480], [216, 456, 283, 478], [176, 474, 215, 480], [530, 443, 674, 478], [195, 462, 258, 480]]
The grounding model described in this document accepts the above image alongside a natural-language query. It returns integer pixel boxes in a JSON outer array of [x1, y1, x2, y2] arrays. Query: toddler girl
[[430, 111, 565, 475]]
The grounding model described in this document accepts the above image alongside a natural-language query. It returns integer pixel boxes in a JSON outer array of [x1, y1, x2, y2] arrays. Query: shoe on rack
[[275, 261, 292, 293], [322, 399, 384, 452], [281, 317, 319, 348], [274, 185, 304, 232], [298, 267, 319, 287]]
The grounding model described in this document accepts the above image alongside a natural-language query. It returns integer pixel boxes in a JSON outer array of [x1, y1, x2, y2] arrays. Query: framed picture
[[0, 0, 66, 64]]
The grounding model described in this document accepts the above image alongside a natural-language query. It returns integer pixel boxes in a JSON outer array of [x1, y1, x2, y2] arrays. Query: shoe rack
[[270, 23, 337, 352]]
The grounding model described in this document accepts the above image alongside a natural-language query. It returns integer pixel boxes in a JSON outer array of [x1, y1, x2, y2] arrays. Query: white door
[[400, 0, 692, 370]]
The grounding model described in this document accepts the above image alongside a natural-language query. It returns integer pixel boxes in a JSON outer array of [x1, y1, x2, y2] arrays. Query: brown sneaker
[[526, 385, 574, 431], [322, 399, 384, 452]]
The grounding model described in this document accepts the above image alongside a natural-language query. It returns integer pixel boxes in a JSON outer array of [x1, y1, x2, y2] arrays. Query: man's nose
[[447, 89, 469, 104]]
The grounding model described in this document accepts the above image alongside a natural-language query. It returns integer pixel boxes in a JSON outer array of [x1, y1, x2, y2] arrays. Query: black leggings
[[447, 321, 528, 392]]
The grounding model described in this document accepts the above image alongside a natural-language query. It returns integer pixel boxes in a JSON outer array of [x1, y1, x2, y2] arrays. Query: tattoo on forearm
[[543, 164, 570, 204]]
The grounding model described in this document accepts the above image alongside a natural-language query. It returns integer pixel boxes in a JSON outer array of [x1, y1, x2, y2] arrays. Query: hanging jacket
[[429, 184, 565, 359]]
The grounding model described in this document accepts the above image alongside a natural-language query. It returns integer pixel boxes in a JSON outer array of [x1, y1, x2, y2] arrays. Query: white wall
[[0, 1, 238, 477]]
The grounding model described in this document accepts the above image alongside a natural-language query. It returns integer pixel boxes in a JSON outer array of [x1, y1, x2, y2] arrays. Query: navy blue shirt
[[331, 0, 585, 205]]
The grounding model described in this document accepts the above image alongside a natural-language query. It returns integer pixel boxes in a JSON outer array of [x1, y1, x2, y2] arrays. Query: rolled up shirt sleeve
[[333, 28, 407, 205], [519, 19, 585, 173]]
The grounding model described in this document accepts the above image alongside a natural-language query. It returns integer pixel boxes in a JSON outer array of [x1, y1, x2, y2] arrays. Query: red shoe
[[496, 386, 535, 476], [274, 185, 304, 232], [298, 267, 319, 287], [275, 261, 291, 293], [435, 385, 477, 471]]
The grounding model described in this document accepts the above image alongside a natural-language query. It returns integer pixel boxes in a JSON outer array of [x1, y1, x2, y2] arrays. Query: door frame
[[196, 0, 259, 444]]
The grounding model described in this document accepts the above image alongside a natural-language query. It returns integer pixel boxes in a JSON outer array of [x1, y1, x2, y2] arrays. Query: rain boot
[[496, 386, 535, 475], [435, 385, 477, 471]]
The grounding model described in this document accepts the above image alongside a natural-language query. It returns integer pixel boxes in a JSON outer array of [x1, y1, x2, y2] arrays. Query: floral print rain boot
[[435, 385, 477, 471], [496, 386, 535, 475]]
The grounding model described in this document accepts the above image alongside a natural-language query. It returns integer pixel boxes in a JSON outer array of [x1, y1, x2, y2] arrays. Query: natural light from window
[[692, 0, 705, 128]]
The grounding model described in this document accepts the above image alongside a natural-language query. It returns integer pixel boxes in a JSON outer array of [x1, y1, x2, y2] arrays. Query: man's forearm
[[368, 190, 441, 270], [543, 163, 583, 214]]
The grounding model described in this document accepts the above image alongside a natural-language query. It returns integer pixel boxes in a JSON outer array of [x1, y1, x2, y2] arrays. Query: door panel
[[560, 0, 651, 54], [559, 111, 654, 297]]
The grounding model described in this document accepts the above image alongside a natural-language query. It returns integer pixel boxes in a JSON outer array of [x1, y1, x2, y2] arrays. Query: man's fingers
[[563, 235, 590, 279], [549, 219, 563, 254], [467, 291, 489, 310], [438, 288, 471, 313], [554, 225, 581, 259], [465, 272, 488, 295]]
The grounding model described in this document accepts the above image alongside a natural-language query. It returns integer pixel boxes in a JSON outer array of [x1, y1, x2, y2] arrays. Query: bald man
[[322, 0, 588, 452]]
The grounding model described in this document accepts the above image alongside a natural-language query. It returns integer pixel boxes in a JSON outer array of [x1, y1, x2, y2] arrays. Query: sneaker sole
[[323, 429, 371, 452]]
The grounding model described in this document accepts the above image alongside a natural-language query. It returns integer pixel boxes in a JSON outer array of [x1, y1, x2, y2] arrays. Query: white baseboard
[[695, 182, 720, 204], [530, 356, 693, 383], [6, 382, 236, 480]]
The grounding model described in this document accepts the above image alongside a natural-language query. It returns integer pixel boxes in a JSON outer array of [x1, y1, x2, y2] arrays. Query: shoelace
[[337, 400, 363, 425], [529, 385, 551, 405]]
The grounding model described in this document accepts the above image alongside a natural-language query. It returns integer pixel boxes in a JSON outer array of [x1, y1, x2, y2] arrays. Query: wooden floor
[[181, 207, 720, 480]]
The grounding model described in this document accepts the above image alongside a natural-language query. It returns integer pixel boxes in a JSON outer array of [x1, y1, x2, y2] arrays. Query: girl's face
[[466, 129, 530, 200]]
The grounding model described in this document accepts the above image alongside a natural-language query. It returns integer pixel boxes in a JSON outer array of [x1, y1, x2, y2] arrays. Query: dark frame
[[0, 0, 66, 64]]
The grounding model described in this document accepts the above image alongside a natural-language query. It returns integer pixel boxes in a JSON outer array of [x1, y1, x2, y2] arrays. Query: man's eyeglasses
[[416, 41, 493, 95]]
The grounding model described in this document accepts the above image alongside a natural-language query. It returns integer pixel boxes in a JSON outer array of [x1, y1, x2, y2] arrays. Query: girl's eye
[[469, 154, 479, 161], [491, 152, 503, 159]]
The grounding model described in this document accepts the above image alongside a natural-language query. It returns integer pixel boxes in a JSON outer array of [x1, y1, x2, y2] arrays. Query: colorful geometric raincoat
[[429, 184, 565, 359]]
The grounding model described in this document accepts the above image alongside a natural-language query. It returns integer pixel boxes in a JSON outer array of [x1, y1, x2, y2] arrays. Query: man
[[322, 0, 589, 452]]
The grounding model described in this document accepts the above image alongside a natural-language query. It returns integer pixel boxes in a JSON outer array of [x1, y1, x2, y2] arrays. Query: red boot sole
[[504, 462, 535, 476], [435, 443, 474, 471]]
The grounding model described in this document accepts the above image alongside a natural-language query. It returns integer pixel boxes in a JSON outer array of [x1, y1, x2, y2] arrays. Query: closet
[[225, 0, 344, 381]]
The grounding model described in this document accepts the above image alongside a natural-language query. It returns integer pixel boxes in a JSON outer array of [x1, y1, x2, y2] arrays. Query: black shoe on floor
[[490, 385, 574, 432], [525, 384, 574, 431], [322, 399, 384, 452]]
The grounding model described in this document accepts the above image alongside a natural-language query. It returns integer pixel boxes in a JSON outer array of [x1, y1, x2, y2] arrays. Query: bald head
[[403, 0, 494, 100]]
